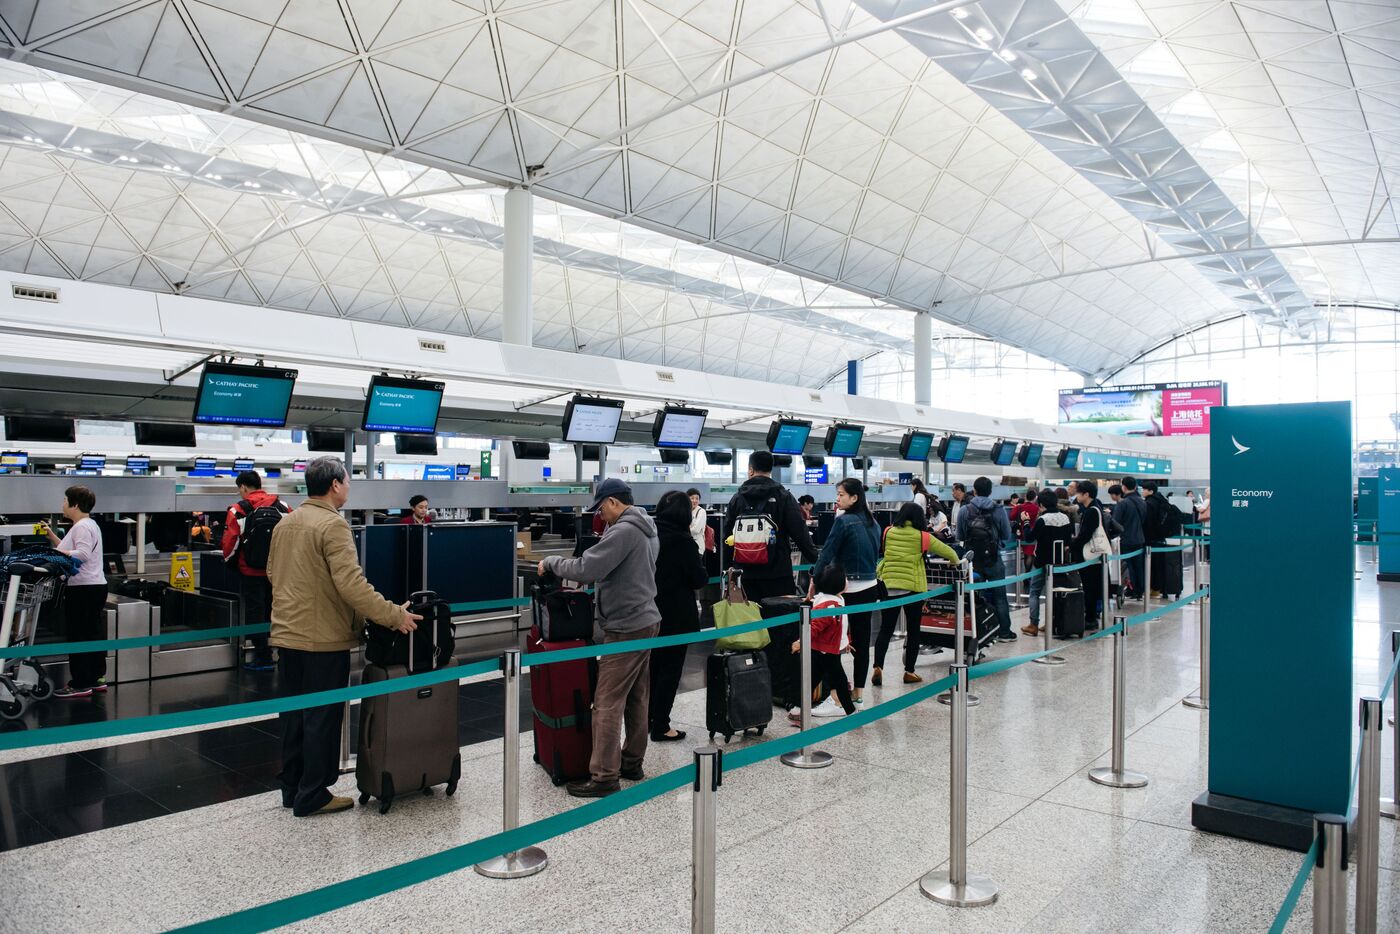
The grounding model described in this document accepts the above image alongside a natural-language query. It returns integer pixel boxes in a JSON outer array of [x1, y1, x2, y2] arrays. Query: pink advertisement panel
[[1161, 385, 1223, 436]]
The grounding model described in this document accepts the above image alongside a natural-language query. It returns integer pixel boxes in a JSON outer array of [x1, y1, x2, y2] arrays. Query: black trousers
[[842, 585, 881, 690], [648, 641, 688, 736], [63, 584, 108, 689], [875, 600, 921, 674], [239, 573, 273, 662], [1081, 562, 1104, 628], [277, 648, 350, 816], [811, 651, 854, 714]]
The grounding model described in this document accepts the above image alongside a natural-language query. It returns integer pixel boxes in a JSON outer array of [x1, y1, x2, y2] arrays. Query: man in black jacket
[[1142, 480, 1183, 598], [1117, 476, 1148, 599], [1072, 480, 1107, 630], [723, 451, 819, 707]]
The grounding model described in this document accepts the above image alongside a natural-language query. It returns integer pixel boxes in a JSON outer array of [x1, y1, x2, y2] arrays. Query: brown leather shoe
[[903, 671, 923, 684], [307, 795, 354, 816], [871, 667, 883, 687], [1021, 623, 1040, 636], [566, 779, 621, 798]]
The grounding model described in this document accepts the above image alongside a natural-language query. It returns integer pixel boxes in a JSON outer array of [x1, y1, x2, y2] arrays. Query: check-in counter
[[105, 594, 152, 683], [150, 588, 238, 677]]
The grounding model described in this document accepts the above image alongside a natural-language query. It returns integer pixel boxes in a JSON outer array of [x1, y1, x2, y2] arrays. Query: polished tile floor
[[0, 562, 1394, 932]]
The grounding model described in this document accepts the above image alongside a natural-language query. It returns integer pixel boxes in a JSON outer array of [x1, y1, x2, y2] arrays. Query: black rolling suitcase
[[1051, 578, 1086, 639], [758, 595, 803, 709], [1152, 549, 1184, 599], [706, 650, 772, 743], [357, 593, 461, 814]]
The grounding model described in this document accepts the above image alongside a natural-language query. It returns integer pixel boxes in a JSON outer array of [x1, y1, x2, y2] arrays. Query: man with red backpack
[[722, 451, 819, 708], [222, 470, 292, 671]]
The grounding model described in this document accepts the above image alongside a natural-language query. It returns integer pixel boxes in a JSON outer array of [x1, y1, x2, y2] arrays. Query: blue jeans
[[1028, 569, 1045, 625], [977, 557, 1013, 637]]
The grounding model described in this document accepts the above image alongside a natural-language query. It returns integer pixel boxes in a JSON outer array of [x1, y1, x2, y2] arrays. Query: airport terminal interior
[[0, 0, 1397, 931]]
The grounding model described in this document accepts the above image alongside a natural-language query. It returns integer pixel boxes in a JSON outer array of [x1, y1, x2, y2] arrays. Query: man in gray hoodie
[[539, 478, 660, 797]]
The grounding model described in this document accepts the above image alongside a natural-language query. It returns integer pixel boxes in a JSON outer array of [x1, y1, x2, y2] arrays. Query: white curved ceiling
[[0, 0, 1393, 382]]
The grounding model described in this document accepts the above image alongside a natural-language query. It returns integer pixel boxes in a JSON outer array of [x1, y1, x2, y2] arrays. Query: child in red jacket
[[789, 563, 855, 723]]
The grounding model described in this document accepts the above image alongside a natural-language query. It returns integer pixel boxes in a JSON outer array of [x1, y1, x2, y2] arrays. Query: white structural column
[[502, 187, 533, 346], [914, 310, 932, 406]]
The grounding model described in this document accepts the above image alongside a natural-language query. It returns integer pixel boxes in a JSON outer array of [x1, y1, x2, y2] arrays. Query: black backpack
[[231, 498, 289, 570], [1157, 500, 1183, 538], [963, 505, 1000, 567]]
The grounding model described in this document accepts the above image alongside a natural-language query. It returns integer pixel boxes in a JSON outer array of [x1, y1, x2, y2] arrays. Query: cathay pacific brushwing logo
[[1231, 436, 1250, 456]]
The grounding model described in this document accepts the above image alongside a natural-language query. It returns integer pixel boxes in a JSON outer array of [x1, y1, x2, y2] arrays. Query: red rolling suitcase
[[529, 625, 596, 785]]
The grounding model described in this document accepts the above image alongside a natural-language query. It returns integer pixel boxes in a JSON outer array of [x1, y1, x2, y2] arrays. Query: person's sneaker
[[244, 659, 276, 672], [566, 779, 620, 798], [306, 795, 354, 816], [788, 709, 803, 726], [853, 695, 865, 708], [811, 699, 842, 718], [620, 765, 645, 781], [54, 685, 93, 699], [918, 645, 940, 655], [997, 633, 1019, 643], [92, 679, 109, 693], [903, 671, 924, 684]]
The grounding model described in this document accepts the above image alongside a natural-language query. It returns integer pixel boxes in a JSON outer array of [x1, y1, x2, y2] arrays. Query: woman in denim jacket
[[811, 478, 881, 705]]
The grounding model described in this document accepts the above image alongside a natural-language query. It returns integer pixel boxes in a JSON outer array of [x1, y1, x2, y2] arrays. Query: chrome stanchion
[[1143, 545, 1153, 612], [691, 747, 720, 934], [921, 661, 998, 907], [938, 566, 980, 707], [1184, 561, 1210, 710], [475, 649, 547, 878], [781, 604, 833, 769], [1312, 814, 1347, 933], [337, 700, 355, 774], [1357, 697, 1382, 933], [1101, 552, 1112, 625], [1012, 547, 1027, 608], [1383, 631, 1400, 820], [1088, 616, 1148, 788], [1033, 563, 1065, 666]]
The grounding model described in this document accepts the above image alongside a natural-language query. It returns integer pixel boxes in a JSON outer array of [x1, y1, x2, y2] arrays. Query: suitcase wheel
[[708, 731, 715, 741], [446, 780, 457, 797], [358, 793, 369, 805], [379, 798, 392, 815], [422, 787, 433, 796], [723, 733, 733, 744], [756, 725, 766, 736]]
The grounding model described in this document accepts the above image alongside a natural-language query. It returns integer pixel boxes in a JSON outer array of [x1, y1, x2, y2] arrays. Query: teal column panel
[[1357, 476, 1378, 542], [1208, 402, 1353, 816], [1379, 468, 1400, 581]]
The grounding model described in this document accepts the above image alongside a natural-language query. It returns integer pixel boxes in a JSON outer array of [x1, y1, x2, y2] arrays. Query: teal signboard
[[1379, 468, 1400, 582], [1200, 401, 1353, 836], [1077, 451, 1172, 476], [1357, 476, 1378, 542]]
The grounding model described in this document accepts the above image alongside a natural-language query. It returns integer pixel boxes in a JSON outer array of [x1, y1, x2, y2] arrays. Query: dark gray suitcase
[[706, 651, 771, 743], [357, 627, 461, 814]]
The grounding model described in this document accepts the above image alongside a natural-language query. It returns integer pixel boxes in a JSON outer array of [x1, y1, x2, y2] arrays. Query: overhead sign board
[[1077, 452, 1172, 476], [1058, 380, 1225, 436]]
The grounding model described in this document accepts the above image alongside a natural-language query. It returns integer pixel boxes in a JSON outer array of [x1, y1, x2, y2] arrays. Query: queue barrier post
[[938, 565, 980, 707], [1032, 563, 1065, 666], [1183, 560, 1209, 710], [1383, 631, 1400, 821], [691, 746, 721, 934], [474, 649, 548, 878], [1312, 814, 1347, 933], [1143, 545, 1153, 613], [781, 604, 833, 769], [1088, 616, 1148, 789], [337, 700, 355, 774], [921, 661, 998, 907], [1012, 547, 1027, 609], [1101, 553, 1112, 626], [1357, 697, 1382, 933]]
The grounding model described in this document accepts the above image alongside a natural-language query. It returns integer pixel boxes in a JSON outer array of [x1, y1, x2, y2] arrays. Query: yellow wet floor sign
[[170, 551, 195, 591]]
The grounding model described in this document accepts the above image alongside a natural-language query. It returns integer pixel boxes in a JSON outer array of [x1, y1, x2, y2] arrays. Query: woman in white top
[[686, 488, 707, 554], [909, 477, 931, 515], [40, 485, 108, 699]]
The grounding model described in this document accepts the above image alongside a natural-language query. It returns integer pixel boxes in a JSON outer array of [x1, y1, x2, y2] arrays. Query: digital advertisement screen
[[0, 451, 27, 467], [233, 458, 255, 471], [423, 464, 454, 480], [938, 435, 969, 464], [1018, 443, 1043, 468], [192, 362, 298, 427], [563, 396, 625, 444], [804, 465, 829, 484], [1057, 381, 1224, 436], [653, 406, 708, 449], [990, 441, 1016, 467], [126, 456, 151, 472], [824, 424, 864, 458], [79, 454, 106, 470], [455, 464, 472, 479], [900, 431, 933, 462], [1078, 452, 1172, 476], [766, 419, 812, 455], [362, 375, 445, 434]]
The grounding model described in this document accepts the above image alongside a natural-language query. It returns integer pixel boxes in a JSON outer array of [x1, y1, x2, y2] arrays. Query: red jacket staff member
[[221, 471, 290, 671], [400, 495, 433, 525]]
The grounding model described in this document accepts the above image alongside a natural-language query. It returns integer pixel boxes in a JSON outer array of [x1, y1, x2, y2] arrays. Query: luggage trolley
[[918, 556, 998, 663], [0, 561, 60, 720]]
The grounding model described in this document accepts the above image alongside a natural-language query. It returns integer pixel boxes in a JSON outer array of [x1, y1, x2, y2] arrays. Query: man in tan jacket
[[267, 456, 419, 817]]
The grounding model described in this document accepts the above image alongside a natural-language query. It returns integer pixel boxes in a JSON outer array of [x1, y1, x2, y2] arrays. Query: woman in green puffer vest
[[873, 502, 960, 685]]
